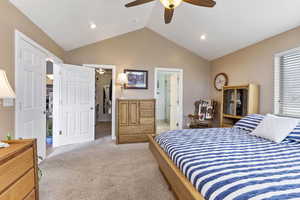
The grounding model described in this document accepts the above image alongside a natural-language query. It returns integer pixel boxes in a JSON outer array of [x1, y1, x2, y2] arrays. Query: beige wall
[[64, 28, 211, 117], [211, 26, 300, 117], [0, 0, 64, 139]]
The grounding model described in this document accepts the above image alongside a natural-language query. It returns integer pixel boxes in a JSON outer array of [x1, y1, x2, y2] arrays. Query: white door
[[54, 64, 95, 147], [156, 75, 166, 120], [170, 73, 180, 130], [16, 38, 47, 159]]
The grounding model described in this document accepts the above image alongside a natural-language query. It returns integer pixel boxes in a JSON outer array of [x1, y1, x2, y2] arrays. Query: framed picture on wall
[[124, 69, 148, 89]]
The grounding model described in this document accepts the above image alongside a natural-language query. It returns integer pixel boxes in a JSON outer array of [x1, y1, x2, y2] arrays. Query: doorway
[[46, 60, 54, 155], [84, 64, 116, 140], [95, 68, 113, 140], [154, 68, 183, 134], [15, 30, 63, 160], [15, 31, 117, 160]]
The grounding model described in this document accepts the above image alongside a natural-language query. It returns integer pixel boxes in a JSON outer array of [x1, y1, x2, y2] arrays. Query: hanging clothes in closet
[[103, 85, 112, 114]]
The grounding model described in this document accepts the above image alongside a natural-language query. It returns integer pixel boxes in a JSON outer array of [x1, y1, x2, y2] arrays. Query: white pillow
[[251, 114, 300, 143]]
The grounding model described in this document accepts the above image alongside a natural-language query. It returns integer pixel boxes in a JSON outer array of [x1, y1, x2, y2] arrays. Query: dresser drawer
[[119, 125, 154, 135], [0, 168, 35, 200], [140, 100, 154, 110], [140, 110, 154, 118], [140, 118, 155, 125], [0, 148, 34, 193], [118, 134, 149, 143], [24, 190, 36, 200]]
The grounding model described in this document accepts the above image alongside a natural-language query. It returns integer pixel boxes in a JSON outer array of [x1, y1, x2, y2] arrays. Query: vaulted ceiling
[[10, 0, 300, 60]]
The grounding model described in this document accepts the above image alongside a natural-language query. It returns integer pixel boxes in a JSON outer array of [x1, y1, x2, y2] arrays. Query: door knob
[[90, 107, 94, 110], [43, 111, 46, 114]]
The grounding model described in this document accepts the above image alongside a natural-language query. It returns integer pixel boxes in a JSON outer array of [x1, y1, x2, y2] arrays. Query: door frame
[[52, 63, 61, 148], [154, 67, 183, 129], [15, 30, 62, 152], [83, 64, 116, 140]]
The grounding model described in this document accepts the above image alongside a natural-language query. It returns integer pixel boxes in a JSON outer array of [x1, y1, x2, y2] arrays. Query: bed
[[149, 127, 300, 200]]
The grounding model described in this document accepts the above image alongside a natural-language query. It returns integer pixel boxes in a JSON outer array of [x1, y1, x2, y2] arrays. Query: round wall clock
[[214, 73, 228, 91]]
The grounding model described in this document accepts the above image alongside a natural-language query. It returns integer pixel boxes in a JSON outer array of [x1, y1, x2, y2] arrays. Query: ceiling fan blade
[[164, 8, 174, 24], [125, 0, 155, 7], [183, 0, 216, 7]]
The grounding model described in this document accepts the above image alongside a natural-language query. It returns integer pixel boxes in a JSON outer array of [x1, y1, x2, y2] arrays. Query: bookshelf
[[220, 84, 259, 127]]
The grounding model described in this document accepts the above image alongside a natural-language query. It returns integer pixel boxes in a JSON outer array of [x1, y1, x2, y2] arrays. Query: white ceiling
[[10, 0, 155, 50], [10, 0, 300, 60]]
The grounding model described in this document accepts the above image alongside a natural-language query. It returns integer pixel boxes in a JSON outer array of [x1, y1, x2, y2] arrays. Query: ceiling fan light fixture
[[160, 0, 182, 9], [97, 68, 105, 75], [125, 0, 216, 24]]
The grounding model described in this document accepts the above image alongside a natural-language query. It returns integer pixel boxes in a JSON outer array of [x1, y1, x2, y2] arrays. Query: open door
[[16, 38, 47, 160], [53, 64, 95, 147], [170, 73, 180, 130]]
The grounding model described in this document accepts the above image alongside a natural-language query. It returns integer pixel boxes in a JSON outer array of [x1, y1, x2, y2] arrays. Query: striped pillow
[[233, 114, 265, 132], [286, 124, 300, 142]]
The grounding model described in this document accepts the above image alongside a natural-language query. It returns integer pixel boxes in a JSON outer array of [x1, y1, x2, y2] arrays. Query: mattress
[[155, 128, 300, 200]]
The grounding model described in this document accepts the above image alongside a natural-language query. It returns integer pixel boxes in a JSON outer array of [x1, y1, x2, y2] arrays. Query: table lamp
[[0, 69, 15, 99], [0, 69, 15, 148]]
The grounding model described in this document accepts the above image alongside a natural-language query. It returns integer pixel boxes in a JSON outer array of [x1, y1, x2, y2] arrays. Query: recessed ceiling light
[[90, 23, 97, 29], [200, 34, 206, 40]]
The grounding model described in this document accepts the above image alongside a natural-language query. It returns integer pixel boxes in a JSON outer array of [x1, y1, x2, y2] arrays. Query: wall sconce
[[117, 73, 128, 99]]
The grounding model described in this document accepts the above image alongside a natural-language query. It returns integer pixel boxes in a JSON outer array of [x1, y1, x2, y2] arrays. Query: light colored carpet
[[40, 136, 175, 200]]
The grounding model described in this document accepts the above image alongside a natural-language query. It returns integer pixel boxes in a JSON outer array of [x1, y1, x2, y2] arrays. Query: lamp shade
[[117, 73, 128, 85], [0, 70, 16, 98]]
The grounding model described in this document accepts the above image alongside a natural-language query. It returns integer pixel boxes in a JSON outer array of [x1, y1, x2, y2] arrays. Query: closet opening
[[46, 60, 54, 155], [95, 68, 113, 140]]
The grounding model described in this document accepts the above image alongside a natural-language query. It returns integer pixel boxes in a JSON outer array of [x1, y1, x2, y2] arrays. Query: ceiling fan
[[125, 0, 216, 24]]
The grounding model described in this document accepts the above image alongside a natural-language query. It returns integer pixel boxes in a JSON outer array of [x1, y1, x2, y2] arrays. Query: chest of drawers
[[0, 139, 39, 200], [117, 99, 156, 144]]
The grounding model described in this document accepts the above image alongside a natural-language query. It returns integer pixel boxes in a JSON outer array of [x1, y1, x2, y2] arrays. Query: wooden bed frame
[[148, 135, 205, 200]]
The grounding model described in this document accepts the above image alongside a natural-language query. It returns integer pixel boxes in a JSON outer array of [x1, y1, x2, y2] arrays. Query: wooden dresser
[[117, 99, 156, 144], [0, 139, 39, 200]]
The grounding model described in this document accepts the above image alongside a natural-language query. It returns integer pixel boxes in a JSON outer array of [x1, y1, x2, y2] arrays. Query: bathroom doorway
[[154, 68, 183, 134]]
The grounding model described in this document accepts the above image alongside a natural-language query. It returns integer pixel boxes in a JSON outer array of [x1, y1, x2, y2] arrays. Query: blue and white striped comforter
[[155, 128, 300, 200]]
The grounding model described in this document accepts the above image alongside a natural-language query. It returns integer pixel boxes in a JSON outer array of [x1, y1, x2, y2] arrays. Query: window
[[274, 48, 300, 117]]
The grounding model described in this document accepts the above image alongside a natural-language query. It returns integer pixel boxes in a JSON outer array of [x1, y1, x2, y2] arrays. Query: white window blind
[[274, 49, 300, 117]]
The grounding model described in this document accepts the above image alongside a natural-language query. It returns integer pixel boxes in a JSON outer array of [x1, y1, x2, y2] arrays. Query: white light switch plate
[[3, 99, 14, 107]]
